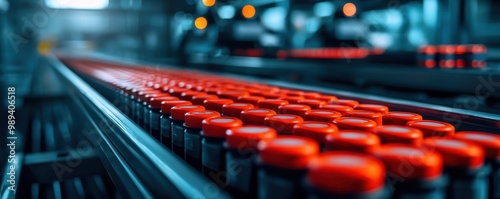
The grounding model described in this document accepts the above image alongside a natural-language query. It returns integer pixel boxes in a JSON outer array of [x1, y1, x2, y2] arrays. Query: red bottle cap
[[356, 104, 389, 114], [185, 110, 221, 129], [329, 99, 359, 108], [236, 96, 265, 106], [217, 90, 250, 100], [302, 92, 321, 99], [201, 117, 243, 138], [204, 99, 234, 112], [423, 138, 484, 169], [257, 99, 289, 112], [345, 110, 383, 126], [226, 126, 277, 149], [373, 125, 423, 146], [308, 152, 385, 194], [222, 103, 255, 118], [258, 136, 319, 169], [168, 88, 190, 98], [285, 90, 305, 97], [293, 121, 338, 143], [262, 92, 286, 99], [132, 88, 155, 98], [171, 105, 206, 121], [192, 95, 218, 105], [264, 114, 304, 134], [240, 108, 277, 125], [407, 120, 455, 138], [383, 112, 423, 126], [278, 104, 311, 117], [161, 100, 192, 114], [204, 87, 223, 95], [144, 93, 167, 103], [180, 91, 207, 101], [279, 96, 305, 104], [325, 130, 380, 153], [455, 131, 500, 160], [297, 99, 327, 109], [319, 104, 353, 115], [374, 144, 442, 180], [137, 90, 163, 101], [303, 110, 342, 123], [333, 117, 378, 132], [315, 95, 338, 102], [148, 96, 180, 109]]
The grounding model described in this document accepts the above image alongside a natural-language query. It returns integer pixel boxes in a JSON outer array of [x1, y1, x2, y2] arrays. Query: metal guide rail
[[47, 54, 230, 199]]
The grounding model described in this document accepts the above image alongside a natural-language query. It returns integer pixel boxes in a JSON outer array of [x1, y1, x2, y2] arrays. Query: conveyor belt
[[57, 52, 500, 133], [47, 54, 231, 199]]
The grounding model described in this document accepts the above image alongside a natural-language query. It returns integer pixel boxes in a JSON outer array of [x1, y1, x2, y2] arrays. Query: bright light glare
[[46, 0, 109, 9]]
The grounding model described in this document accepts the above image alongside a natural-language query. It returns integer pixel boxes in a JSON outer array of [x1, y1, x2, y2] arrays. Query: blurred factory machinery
[[1, 0, 500, 198]]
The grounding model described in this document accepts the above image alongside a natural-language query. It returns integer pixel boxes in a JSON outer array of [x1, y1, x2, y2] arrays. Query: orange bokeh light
[[242, 5, 256, 18], [343, 3, 357, 17], [194, 17, 207, 30], [202, 0, 216, 7]]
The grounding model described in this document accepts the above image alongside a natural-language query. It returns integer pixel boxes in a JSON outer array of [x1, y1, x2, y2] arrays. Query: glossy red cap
[[383, 112, 423, 126], [180, 91, 207, 100], [148, 96, 180, 109], [345, 110, 383, 126], [333, 117, 378, 132], [279, 96, 305, 104], [226, 126, 277, 149], [293, 121, 338, 143], [303, 109, 342, 122], [171, 105, 205, 121], [185, 110, 221, 129], [168, 88, 190, 97], [329, 99, 359, 108], [192, 94, 218, 105], [222, 103, 254, 118], [204, 87, 223, 95], [240, 108, 277, 125], [278, 104, 311, 117], [285, 90, 305, 96], [261, 92, 286, 99], [325, 130, 380, 154], [264, 114, 304, 134], [356, 104, 389, 114], [257, 99, 289, 112], [144, 93, 168, 102], [302, 92, 321, 99], [374, 144, 442, 180], [308, 152, 385, 194], [161, 100, 192, 114], [407, 120, 455, 137], [423, 138, 484, 169], [204, 99, 234, 112], [455, 131, 500, 160], [201, 117, 243, 138], [217, 90, 250, 100], [236, 96, 265, 106], [258, 136, 319, 169], [316, 95, 338, 102], [137, 90, 163, 101], [373, 125, 423, 146], [319, 104, 353, 115], [298, 99, 327, 109]]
